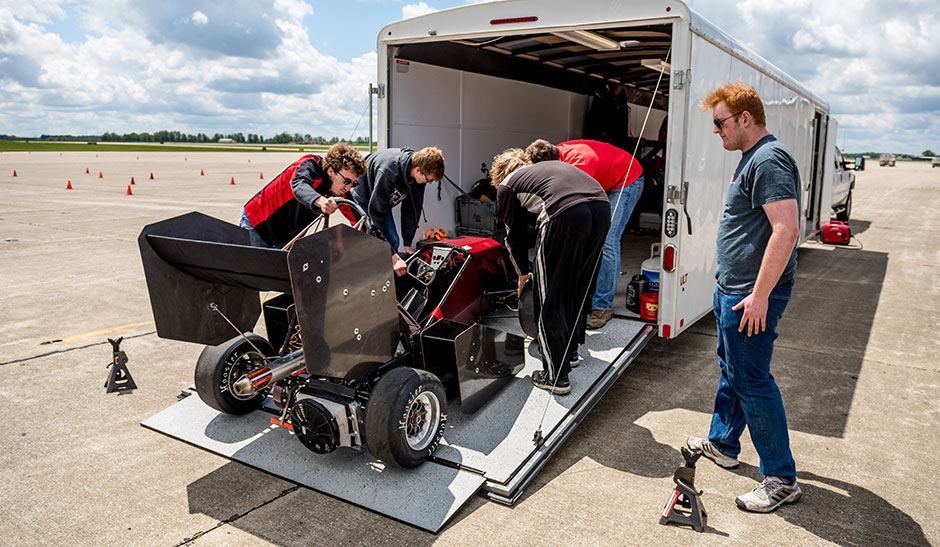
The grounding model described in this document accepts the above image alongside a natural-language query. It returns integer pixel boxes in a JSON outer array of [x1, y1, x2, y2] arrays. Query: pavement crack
[[175, 485, 301, 546], [0, 330, 156, 366]]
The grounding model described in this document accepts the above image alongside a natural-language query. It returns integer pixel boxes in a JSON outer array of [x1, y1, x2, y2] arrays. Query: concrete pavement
[[0, 152, 936, 545]]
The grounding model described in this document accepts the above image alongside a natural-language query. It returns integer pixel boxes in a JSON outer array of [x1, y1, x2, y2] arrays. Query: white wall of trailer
[[663, 30, 828, 338], [388, 60, 590, 238]]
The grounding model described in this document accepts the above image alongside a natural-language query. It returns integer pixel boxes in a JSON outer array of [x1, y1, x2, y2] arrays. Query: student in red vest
[[241, 143, 366, 248], [526, 139, 644, 329]]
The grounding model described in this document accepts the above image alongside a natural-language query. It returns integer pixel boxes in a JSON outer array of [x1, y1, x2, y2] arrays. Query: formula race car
[[138, 200, 526, 468]]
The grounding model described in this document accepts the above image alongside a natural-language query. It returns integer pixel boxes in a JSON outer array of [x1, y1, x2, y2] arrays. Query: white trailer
[[377, 0, 837, 341]]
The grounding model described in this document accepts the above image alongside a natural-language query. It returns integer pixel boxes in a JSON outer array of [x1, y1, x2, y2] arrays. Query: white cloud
[[686, 0, 940, 153], [402, 2, 435, 20], [190, 11, 208, 26]]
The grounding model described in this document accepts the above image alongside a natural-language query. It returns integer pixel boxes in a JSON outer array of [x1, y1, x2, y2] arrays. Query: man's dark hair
[[525, 139, 560, 163]]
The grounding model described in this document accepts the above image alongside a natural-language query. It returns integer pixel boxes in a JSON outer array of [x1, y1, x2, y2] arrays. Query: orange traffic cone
[[184, 157, 188, 161], [230, 176, 236, 185], [136, 156, 139, 160], [126, 185, 133, 195], [248, 159, 251, 163], [259, 172, 264, 179], [200, 169, 205, 176], [95, 154, 98, 158], [98, 171, 103, 178], [86, 167, 90, 174], [149, 172, 154, 180], [67, 180, 72, 189], [12, 170, 16, 177], [130, 176, 135, 185]]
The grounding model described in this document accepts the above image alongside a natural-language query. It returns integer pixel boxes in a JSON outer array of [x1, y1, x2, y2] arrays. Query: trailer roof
[[379, 0, 829, 111]]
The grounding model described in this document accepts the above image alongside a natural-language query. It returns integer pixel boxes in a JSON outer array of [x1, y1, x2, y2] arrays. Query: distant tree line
[[0, 132, 374, 146]]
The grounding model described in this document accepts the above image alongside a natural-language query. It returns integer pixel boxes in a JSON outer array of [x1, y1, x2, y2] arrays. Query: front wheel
[[194, 334, 274, 414], [364, 367, 446, 468]]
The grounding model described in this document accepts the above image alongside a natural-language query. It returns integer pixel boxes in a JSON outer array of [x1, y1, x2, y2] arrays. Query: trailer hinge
[[673, 69, 690, 90], [369, 83, 385, 99], [666, 185, 681, 204]]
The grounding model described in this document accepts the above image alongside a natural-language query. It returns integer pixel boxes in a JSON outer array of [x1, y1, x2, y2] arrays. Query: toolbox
[[455, 195, 504, 240], [821, 220, 851, 245]]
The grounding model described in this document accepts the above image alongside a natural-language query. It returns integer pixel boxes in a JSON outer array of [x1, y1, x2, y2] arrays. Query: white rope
[[532, 47, 673, 443]]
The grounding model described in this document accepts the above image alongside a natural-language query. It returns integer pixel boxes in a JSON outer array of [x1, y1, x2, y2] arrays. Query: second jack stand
[[105, 337, 137, 394], [660, 447, 707, 532]]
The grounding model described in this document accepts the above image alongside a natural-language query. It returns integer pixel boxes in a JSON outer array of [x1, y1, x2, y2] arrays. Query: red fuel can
[[640, 292, 658, 322], [822, 221, 851, 245]]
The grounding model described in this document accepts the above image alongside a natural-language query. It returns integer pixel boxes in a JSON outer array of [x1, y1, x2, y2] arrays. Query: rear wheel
[[194, 334, 274, 414], [364, 367, 446, 468]]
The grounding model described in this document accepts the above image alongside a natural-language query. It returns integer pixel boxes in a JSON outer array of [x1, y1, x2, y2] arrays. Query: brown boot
[[586, 308, 613, 329]]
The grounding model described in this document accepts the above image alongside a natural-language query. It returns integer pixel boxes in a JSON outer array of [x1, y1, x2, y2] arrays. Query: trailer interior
[[388, 22, 676, 311]]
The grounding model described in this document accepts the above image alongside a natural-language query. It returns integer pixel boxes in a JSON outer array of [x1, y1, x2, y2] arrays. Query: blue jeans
[[709, 286, 796, 480], [384, 214, 400, 252], [240, 211, 273, 248], [591, 178, 644, 310]]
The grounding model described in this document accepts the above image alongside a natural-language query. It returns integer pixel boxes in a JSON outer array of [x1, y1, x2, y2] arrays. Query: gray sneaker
[[686, 436, 740, 468], [736, 477, 802, 513]]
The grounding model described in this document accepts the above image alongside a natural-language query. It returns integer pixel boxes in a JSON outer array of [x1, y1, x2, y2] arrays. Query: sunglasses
[[714, 111, 743, 130], [337, 172, 358, 188], [421, 173, 437, 184]]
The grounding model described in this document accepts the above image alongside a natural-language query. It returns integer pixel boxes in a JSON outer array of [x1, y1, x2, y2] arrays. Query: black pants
[[533, 201, 610, 380]]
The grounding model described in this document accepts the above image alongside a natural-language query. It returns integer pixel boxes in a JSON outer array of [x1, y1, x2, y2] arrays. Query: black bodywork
[[138, 211, 525, 418]]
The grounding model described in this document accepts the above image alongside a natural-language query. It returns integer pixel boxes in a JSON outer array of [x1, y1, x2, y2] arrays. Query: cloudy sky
[[1, 0, 937, 153]]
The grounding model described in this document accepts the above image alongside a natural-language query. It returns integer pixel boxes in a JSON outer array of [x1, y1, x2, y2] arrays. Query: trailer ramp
[[142, 317, 653, 532]]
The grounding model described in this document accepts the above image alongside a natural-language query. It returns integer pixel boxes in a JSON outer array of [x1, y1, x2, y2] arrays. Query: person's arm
[[496, 184, 534, 294], [366, 168, 397, 248], [399, 182, 426, 249], [732, 198, 799, 335], [290, 161, 336, 214]]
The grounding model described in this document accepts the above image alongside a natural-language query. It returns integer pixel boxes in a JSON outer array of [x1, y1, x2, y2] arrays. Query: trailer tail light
[[663, 244, 677, 272], [490, 16, 538, 25]]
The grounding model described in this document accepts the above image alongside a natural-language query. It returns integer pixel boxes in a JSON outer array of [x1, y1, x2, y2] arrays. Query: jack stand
[[659, 447, 707, 532], [105, 337, 137, 393]]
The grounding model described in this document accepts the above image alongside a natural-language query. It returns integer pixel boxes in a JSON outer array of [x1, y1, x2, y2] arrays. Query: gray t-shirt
[[716, 135, 800, 294]]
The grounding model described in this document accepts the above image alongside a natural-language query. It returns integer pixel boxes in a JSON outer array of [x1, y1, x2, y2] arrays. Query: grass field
[[0, 140, 369, 153]]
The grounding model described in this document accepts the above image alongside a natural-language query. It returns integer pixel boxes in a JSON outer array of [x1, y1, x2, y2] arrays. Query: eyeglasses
[[714, 111, 743, 130], [337, 172, 358, 188], [421, 173, 436, 184]]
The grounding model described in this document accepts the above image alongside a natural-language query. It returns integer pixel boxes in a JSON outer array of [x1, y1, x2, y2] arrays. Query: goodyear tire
[[518, 278, 538, 339], [194, 334, 274, 414], [364, 367, 446, 468]]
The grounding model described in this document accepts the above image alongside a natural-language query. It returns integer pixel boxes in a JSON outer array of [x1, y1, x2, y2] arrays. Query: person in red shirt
[[241, 143, 366, 248], [526, 139, 644, 329]]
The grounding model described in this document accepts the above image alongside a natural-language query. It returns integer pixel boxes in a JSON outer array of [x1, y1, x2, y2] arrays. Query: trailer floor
[[142, 317, 648, 532]]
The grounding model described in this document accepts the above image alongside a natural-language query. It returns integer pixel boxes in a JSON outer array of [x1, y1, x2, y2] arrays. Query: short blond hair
[[323, 142, 366, 177], [700, 81, 767, 127], [411, 147, 445, 179], [490, 148, 530, 186]]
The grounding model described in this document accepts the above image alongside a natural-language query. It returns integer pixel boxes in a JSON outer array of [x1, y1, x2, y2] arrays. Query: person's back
[[556, 139, 643, 191]]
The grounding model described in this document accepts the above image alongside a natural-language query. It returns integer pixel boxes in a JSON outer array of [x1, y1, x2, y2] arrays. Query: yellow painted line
[[42, 322, 155, 345]]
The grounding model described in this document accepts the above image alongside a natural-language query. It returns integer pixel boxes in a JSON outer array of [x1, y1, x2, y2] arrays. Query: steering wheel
[[407, 246, 455, 286]]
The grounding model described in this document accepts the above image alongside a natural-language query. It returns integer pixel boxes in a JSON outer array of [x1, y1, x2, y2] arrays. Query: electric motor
[[289, 399, 340, 454]]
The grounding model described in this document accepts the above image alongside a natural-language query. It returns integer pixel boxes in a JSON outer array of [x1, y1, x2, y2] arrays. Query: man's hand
[[392, 253, 407, 277], [314, 196, 338, 214], [517, 273, 531, 296], [732, 293, 768, 336]]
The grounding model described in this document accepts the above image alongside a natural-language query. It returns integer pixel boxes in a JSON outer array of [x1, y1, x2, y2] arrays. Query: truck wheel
[[365, 367, 446, 468], [194, 334, 274, 414], [836, 191, 852, 222]]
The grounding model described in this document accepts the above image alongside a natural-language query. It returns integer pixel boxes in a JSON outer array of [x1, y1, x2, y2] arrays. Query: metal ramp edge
[[479, 323, 657, 504]]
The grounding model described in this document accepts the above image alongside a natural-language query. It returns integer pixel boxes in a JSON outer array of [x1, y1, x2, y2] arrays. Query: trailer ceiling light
[[641, 58, 671, 72], [552, 30, 636, 51]]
